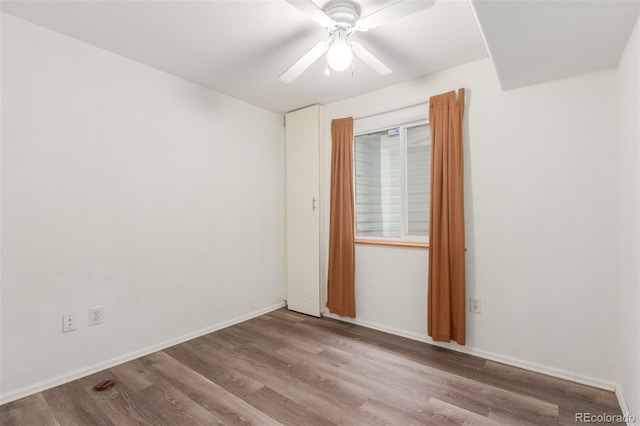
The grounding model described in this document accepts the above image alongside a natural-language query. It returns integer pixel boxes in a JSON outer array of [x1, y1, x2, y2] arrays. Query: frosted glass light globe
[[327, 39, 353, 72]]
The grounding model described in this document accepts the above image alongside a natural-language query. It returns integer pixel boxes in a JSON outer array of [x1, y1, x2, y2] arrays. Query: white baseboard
[[616, 384, 637, 425], [322, 311, 617, 392], [0, 301, 286, 406]]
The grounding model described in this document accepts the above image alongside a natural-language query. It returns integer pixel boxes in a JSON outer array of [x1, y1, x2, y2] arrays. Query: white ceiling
[[1, 0, 638, 114], [472, 0, 640, 90]]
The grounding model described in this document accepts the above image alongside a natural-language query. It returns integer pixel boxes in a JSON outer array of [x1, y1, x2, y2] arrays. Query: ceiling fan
[[279, 0, 435, 83]]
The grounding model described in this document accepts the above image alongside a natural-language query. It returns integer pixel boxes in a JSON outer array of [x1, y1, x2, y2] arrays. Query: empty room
[[1, 0, 639, 424]]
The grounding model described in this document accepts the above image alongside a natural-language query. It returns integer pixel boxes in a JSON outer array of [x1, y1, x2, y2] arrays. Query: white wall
[[615, 14, 640, 420], [0, 14, 285, 402], [322, 58, 620, 388]]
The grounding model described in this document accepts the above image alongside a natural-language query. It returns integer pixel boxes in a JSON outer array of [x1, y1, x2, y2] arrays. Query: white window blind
[[355, 129, 401, 238], [354, 123, 430, 242], [406, 124, 430, 236]]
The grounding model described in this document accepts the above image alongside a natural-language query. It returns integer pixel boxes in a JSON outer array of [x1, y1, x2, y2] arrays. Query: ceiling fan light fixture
[[327, 38, 353, 72]]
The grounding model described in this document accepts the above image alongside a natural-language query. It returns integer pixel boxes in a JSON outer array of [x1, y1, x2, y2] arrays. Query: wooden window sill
[[355, 240, 429, 249]]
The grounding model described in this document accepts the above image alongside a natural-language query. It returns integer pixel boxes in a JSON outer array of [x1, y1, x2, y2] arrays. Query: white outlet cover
[[470, 297, 482, 314], [63, 313, 77, 332], [88, 306, 104, 326]]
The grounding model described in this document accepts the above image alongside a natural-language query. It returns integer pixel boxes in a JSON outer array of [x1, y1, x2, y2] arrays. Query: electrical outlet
[[470, 297, 482, 314], [63, 313, 77, 332], [88, 306, 103, 326]]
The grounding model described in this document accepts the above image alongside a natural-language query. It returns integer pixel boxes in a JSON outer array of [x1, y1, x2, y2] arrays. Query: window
[[354, 122, 430, 243]]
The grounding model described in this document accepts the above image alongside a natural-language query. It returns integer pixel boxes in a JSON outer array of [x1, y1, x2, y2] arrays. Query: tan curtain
[[428, 88, 466, 345], [327, 117, 356, 317]]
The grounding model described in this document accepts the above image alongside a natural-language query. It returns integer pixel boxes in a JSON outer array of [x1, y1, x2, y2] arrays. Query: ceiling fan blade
[[351, 43, 392, 75], [356, 0, 435, 31], [279, 41, 329, 83], [286, 0, 335, 28]]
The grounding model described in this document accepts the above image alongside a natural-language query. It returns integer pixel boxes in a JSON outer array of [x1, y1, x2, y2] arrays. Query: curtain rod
[[352, 88, 468, 121], [353, 101, 428, 121]]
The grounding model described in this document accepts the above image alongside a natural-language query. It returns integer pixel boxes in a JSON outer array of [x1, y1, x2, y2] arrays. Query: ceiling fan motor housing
[[323, 0, 361, 31]]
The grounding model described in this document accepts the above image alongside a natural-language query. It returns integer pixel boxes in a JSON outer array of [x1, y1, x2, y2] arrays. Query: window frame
[[353, 119, 430, 245]]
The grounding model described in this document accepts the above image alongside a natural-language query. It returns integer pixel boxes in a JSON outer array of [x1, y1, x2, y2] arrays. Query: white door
[[285, 105, 322, 317]]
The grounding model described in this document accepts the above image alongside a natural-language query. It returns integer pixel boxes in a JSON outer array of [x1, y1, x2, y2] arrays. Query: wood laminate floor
[[1, 308, 624, 425]]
